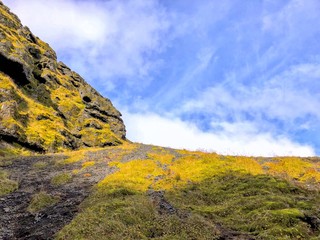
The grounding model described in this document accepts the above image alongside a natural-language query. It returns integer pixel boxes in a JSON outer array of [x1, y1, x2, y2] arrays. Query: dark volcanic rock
[[0, 2, 126, 154]]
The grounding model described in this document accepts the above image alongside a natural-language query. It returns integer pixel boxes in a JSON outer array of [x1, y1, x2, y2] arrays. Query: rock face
[[0, 2, 126, 154]]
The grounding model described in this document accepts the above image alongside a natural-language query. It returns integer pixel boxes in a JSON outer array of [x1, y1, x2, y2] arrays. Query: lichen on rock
[[0, 2, 126, 155]]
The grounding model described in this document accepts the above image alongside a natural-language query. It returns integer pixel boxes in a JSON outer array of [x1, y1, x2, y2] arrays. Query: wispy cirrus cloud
[[182, 62, 320, 122]]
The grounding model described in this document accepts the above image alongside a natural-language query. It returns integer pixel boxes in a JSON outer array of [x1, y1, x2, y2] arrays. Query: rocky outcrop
[[0, 2, 126, 154]]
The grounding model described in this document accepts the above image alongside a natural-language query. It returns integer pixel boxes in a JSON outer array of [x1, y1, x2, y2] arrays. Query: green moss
[[56, 192, 220, 240], [33, 161, 48, 169], [27, 191, 59, 213], [166, 172, 319, 239], [51, 172, 72, 186], [0, 170, 18, 196]]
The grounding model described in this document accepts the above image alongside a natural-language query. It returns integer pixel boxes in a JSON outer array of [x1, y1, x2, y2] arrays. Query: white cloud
[[123, 111, 315, 157], [3, 0, 171, 89], [4, 0, 108, 47]]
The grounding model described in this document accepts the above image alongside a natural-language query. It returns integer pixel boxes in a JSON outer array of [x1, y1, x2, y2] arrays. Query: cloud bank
[[123, 111, 314, 157]]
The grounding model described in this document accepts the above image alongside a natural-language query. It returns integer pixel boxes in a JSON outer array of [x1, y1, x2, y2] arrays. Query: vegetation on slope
[[27, 191, 60, 213], [57, 145, 320, 240], [0, 169, 18, 196]]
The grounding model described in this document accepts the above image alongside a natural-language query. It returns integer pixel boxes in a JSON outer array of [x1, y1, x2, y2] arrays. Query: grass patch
[[166, 172, 320, 239], [33, 161, 48, 169], [0, 170, 18, 196], [56, 190, 220, 240], [51, 173, 72, 186], [27, 191, 59, 213]]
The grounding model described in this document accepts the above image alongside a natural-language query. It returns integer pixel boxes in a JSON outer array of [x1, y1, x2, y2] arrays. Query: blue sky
[[3, 0, 320, 156]]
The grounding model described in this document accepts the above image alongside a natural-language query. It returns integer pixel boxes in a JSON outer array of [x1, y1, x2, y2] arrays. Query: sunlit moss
[[61, 149, 87, 164], [80, 126, 122, 147], [82, 161, 95, 169], [0, 7, 20, 26], [0, 72, 15, 90], [265, 157, 319, 183], [100, 159, 165, 192], [147, 152, 175, 165]]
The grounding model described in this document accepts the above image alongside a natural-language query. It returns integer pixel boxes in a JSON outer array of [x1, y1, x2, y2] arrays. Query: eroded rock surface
[[0, 2, 126, 155]]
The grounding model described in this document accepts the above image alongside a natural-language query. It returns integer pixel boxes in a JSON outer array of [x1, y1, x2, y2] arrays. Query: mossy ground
[[27, 191, 60, 213], [0, 170, 18, 196], [57, 145, 320, 239], [51, 172, 72, 186]]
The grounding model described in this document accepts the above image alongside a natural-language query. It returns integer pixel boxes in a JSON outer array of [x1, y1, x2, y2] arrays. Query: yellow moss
[[82, 161, 95, 169], [100, 160, 165, 192], [0, 112, 23, 131], [51, 86, 85, 121], [300, 168, 320, 182], [147, 152, 175, 165], [106, 142, 138, 161], [99, 148, 273, 193], [229, 156, 264, 175], [25, 119, 64, 150], [80, 127, 122, 147], [72, 169, 80, 175], [16, 91, 66, 151], [0, 72, 16, 90], [265, 157, 316, 182], [62, 149, 87, 164], [0, 76, 67, 152], [0, 7, 20, 27], [0, 146, 31, 158]]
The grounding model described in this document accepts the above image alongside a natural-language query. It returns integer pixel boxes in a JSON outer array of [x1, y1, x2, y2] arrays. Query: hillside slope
[[1, 144, 319, 239], [0, 2, 125, 155]]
